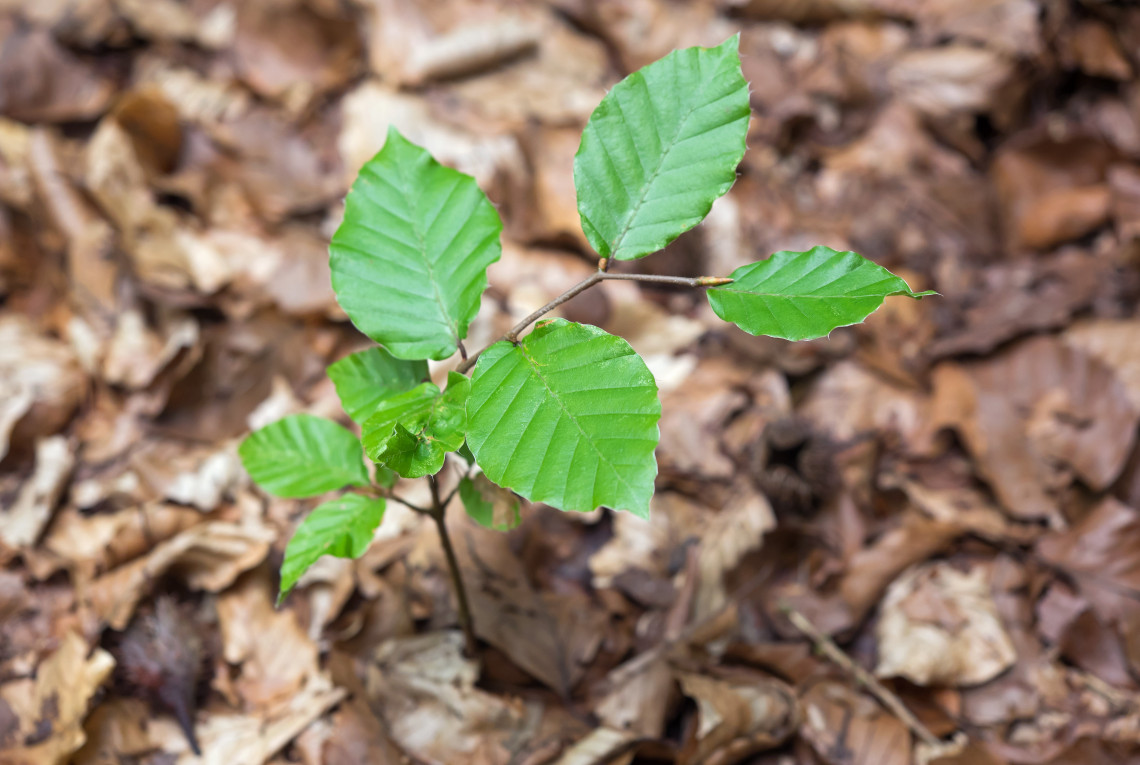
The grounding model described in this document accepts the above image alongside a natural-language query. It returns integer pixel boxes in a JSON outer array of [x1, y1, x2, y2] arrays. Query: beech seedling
[[239, 36, 933, 653]]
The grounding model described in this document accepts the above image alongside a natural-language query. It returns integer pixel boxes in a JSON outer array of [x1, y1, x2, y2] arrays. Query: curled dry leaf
[[440, 13, 608, 127], [186, 674, 345, 765], [551, 727, 637, 765], [800, 360, 928, 446], [0, 28, 113, 123], [338, 81, 526, 194], [216, 569, 320, 710], [0, 317, 85, 462], [926, 251, 1110, 360], [89, 520, 273, 629], [696, 486, 776, 622], [800, 680, 912, 765], [875, 562, 1016, 687], [912, 0, 1041, 58], [451, 513, 591, 694], [1060, 20, 1133, 81], [366, 631, 526, 763], [723, 0, 881, 24], [889, 46, 1015, 119], [0, 436, 73, 549], [659, 358, 750, 480], [675, 671, 797, 765], [840, 512, 964, 623], [400, 14, 541, 86], [101, 309, 199, 390], [233, 2, 361, 109], [0, 631, 114, 765], [132, 443, 242, 512], [930, 336, 1139, 521], [35, 503, 201, 583], [593, 649, 674, 738], [1063, 319, 1140, 410], [1037, 498, 1140, 636], [991, 136, 1113, 252]]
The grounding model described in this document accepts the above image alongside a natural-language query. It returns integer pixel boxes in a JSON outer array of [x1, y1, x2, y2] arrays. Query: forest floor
[[3, 1, 1140, 763]]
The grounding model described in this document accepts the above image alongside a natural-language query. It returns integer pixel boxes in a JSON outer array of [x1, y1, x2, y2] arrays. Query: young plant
[[238, 36, 934, 654]]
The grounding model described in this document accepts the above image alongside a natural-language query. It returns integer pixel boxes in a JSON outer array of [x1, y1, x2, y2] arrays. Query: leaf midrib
[[713, 289, 907, 299], [607, 68, 714, 258], [391, 157, 459, 347]]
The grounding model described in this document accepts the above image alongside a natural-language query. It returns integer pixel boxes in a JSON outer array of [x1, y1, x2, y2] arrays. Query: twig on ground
[[781, 604, 945, 750]]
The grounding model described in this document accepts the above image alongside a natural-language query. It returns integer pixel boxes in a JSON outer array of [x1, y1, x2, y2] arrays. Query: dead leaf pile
[[3, 0, 1140, 762]]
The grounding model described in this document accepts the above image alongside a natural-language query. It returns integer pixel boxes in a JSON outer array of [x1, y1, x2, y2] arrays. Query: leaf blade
[[707, 246, 937, 341], [238, 414, 369, 498], [574, 36, 751, 261], [467, 320, 660, 517], [279, 493, 385, 603], [327, 347, 428, 424], [362, 372, 470, 478], [330, 128, 502, 360]]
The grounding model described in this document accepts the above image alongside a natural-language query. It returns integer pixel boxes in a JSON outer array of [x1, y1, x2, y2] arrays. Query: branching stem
[[455, 270, 732, 373], [428, 474, 477, 657]]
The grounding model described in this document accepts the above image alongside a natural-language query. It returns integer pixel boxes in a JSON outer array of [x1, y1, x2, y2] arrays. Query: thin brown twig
[[781, 604, 944, 750], [454, 270, 732, 373], [429, 475, 478, 657]]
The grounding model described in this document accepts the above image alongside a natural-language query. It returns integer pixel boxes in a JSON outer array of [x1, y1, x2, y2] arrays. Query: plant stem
[[455, 270, 732, 373], [428, 475, 477, 657]]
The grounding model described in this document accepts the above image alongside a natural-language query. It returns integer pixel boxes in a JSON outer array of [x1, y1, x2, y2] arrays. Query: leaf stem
[[455, 270, 732, 373], [428, 474, 478, 657]]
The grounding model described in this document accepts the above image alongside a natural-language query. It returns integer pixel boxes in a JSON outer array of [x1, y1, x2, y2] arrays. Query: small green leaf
[[330, 127, 503, 361], [279, 493, 385, 603], [459, 474, 521, 531], [708, 246, 937, 342], [467, 319, 660, 517], [574, 36, 751, 261], [374, 424, 446, 479], [362, 372, 470, 477], [328, 347, 428, 424], [239, 414, 369, 498]]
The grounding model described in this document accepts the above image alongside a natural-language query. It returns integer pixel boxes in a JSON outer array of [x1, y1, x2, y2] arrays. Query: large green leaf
[[574, 36, 750, 261], [278, 493, 385, 603], [467, 319, 660, 517], [327, 347, 428, 425], [708, 246, 936, 342], [239, 414, 369, 498], [362, 372, 470, 478], [330, 127, 502, 361]]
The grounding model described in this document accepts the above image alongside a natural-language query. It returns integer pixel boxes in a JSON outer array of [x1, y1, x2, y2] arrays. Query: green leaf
[[707, 246, 937, 342], [459, 474, 521, 531], [374, 465, 398, 489], [279, 493, 385, 603], [239, 414, 369, 498], [362, 372, 470, 478], [330, 127, 503, 361], [456, 441, 476, 465], [574, 35, 750, 261], [467, 319, 660, 517], [327, 347, 428, 424], [373, 424, 445, 479]]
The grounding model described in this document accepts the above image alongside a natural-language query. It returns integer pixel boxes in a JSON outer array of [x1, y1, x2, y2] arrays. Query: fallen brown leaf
[[876, 562, 1016, 687]]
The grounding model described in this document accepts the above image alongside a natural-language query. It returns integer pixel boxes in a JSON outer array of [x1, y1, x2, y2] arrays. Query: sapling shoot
[[238, 36, 934, 657]]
